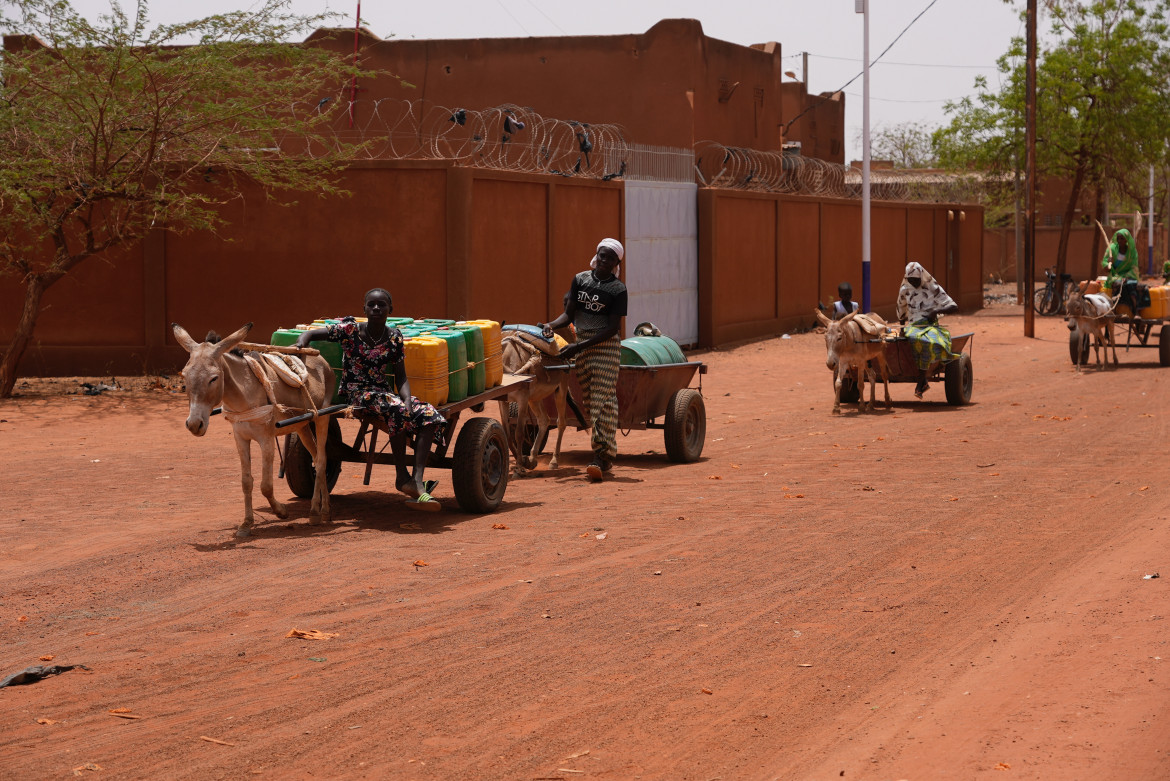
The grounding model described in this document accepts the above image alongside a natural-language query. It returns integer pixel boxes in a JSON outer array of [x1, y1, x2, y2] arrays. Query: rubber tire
[[1069, 331, 1090, 366], [1160, 327, 1170, 367], [664, 389, 706, 463], [507, 401, 548, 456], [836, 376, 862, 404], [1033, 288, 1052, 316], [943, 353, 973, 405], [284, 418, 342, 499], [453, 417, 510, 513]]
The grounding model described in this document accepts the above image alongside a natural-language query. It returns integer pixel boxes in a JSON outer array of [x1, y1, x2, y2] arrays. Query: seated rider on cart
[[1101, 228, 1143, 311], [295, 287, 446, 511], [897, 262, 958, 400]]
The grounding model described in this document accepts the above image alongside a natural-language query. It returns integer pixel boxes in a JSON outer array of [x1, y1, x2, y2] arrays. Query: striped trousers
[[575, 331, 621, 462]]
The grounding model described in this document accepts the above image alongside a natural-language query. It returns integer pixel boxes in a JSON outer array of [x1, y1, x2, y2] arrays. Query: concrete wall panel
[[625, 181, 698, 345]]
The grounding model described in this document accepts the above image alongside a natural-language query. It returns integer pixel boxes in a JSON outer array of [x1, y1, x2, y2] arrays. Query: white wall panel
[[623, 181, 699, 346]]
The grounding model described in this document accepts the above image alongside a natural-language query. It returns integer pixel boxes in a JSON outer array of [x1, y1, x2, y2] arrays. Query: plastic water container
[[426, 329, 468, 402], [448, 325, 486, 395], [462, 320, 503, 388], [403, 336, 449, 407], [1140, 285, 1168, 320], [415, 318, 457, 328], [270, 328, 343, 404], [620, 335, 687, 366]]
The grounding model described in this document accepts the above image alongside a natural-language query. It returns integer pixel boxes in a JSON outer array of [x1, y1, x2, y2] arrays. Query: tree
[[0, 0, 367, 397], [935, 0, 1170, 277], [864, 121, 939, 169]]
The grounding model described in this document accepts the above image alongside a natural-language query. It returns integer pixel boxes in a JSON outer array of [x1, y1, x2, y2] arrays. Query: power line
[[783, 0, 942, 133], [810, 53, 995, 70], [843, 91, 961, 104], [524, 0, 567, 35]]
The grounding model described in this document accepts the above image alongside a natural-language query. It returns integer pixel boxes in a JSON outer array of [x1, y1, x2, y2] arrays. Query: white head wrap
[[896, 261, 955, 323], [590, 238, 625, 272]]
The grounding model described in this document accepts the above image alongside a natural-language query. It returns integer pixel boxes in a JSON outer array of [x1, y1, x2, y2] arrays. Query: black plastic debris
[[0, 664, 90, 689]]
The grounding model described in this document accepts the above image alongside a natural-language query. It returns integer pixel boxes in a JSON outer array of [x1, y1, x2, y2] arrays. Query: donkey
[[816, 309, 891, 414], [1065, 288, 1119, 372], [500, 332, 570, 474], [173, 322, 336, 537]]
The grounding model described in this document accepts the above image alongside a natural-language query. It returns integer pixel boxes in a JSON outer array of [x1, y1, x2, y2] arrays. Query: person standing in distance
[[539, 238, 627, 482]]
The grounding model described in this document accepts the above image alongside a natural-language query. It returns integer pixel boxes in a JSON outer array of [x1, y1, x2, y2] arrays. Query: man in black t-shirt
[[540, 238, 627, 482]]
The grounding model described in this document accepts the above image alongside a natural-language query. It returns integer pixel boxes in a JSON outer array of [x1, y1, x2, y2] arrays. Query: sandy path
[[2, 307, 1168, 780]]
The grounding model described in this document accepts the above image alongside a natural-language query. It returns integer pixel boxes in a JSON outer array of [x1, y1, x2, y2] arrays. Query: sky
[[58, 0, 1028, 163]]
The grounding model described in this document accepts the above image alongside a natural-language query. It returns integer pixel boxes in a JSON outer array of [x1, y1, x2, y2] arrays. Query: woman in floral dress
[[296, 288, 446, 511]]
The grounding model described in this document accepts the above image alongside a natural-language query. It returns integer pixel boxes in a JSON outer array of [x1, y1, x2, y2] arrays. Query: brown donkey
[[173, 322, 335, 537]]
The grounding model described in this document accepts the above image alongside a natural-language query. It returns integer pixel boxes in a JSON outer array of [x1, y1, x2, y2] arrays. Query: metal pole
[[1149, 164, 1155, 275], [858, 0, 871, 313], [803, 50, 809, 85], [1024, 0, 1037, 337]]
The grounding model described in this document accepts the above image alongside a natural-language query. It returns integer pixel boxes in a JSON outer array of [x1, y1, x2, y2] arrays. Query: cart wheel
[[284, 418, 342, 499], [944, 353, 973, 405], [664, 389, 706, 463], [835, 375, 861, 403], [507, 401, 548, 456], [1160, 326, 1170, 367], [453, 417, 510, 513], [1069, 330, 1090, 366]]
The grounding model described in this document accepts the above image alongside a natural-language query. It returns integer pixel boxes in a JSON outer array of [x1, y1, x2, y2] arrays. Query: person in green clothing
[[1102, 228, 1139, 288]]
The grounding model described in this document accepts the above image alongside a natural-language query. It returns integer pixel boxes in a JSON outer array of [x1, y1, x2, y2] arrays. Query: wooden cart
[[839, 331, 974, 406], [278, 374, 532, 513], [1069, 313, 1170, 367], [519, 360, 708, 463]]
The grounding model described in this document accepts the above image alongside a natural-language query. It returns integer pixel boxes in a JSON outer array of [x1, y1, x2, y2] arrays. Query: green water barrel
[[426, 329, 468, 402], [415, 318, 457, 328], [450, 325, 486, 395], [619, 335, 686, 366], [387, 317, 415, 327], [271, 328, 344, 404]]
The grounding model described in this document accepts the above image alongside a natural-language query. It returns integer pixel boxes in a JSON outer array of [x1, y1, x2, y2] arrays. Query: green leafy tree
[[0, 0, 367, 397], [935, 0, 1170, 276]]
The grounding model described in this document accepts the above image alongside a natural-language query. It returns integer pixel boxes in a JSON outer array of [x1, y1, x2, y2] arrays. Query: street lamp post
[[857, 0, 871, 313]]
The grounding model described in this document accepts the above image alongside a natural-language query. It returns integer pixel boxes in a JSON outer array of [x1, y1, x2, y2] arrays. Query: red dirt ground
[[2, 303, 1169, 780]]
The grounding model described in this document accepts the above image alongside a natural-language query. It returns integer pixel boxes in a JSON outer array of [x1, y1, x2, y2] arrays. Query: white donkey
[[500, 332, 570, 474], [173, 322, 336, 537]]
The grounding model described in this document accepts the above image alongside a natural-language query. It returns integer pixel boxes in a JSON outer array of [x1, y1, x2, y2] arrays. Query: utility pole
[[857, 0, 871, 314], [1024, 0, 1037, 338]]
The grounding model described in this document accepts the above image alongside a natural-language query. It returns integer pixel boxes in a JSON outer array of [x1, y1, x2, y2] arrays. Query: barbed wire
[[694, 141, 991, 203], [280, 99, 984, 203], [286, 98, 629, 179]]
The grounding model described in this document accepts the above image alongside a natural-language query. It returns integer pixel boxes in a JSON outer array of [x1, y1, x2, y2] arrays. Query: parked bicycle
[[1033, 267, 1076, 316]]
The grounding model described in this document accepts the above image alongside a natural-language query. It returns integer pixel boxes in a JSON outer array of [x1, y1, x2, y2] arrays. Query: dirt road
[[2, 307, 1168, 780]]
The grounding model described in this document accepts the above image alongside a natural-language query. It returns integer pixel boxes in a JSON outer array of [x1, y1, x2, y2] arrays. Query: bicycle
[[1033, 267, 1076, 316]]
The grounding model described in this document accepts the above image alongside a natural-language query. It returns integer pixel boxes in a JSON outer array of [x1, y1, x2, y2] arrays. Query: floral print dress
[[325, 317, 446, 445]]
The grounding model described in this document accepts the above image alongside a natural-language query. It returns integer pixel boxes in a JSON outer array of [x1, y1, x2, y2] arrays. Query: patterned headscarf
[[590, 238, 625, 272], [896, 261, 955, 323]]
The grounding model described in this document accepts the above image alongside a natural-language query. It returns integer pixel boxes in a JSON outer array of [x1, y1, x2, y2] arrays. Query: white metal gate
[[623, 180, 699, 346]]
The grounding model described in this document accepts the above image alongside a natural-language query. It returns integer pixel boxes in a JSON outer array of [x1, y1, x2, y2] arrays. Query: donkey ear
[[212, 322, 254, 358], [815, 309, 832, 327], [839, 310, 858, 325], [172, 323, 199, 353]]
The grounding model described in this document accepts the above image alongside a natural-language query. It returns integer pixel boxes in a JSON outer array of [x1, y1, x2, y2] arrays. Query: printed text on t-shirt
[[578, 290, 605, 312]]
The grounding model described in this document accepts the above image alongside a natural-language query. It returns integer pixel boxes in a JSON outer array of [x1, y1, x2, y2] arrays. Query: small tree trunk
[[1055, 155, 1090, 279], [0, 274, 47, 398], [1091, 183, 1105, 273]]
